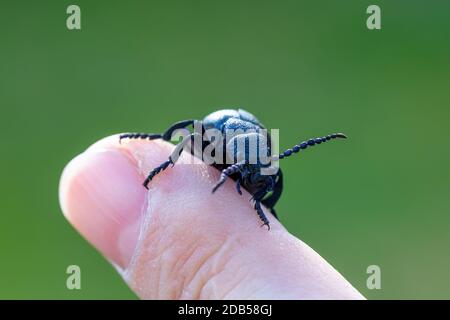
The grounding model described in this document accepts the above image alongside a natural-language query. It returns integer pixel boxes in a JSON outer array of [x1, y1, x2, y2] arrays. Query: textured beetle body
[[203, 109, 276, 192], [120, 108, 346, 229], [202, 109, 262, 131]]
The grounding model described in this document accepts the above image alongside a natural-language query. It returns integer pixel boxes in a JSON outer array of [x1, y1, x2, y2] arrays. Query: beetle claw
[[260, 222, 270, 231], [211, 183, 221, 193], [236, 181, 242, 195]]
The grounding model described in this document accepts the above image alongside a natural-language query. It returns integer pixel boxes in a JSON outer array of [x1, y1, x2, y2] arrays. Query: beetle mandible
[[120, 109, 347, 230]]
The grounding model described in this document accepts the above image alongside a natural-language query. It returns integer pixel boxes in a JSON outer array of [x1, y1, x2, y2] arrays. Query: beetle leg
[[169, 132, 202, 163], [235, 179, 242, 195], [251, 176, 280, 228], [143, 132, 201, 189], [261, 170, 283, 220], [119, 133, 162, 143], [143, 159, 173, 189], [212, 163, 244, 193], [120, 119, 197, 143], [254, 200, 270, 230], [162, 120, 197, 141]]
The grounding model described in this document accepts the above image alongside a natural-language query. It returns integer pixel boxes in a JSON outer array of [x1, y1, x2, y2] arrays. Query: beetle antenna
[[274, 133, 347, 160]]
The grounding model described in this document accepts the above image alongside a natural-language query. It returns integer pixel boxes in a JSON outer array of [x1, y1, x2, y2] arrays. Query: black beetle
[[120, 109, 346, 230]]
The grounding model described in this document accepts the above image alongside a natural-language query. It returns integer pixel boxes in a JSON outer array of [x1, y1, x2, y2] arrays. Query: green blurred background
[[1, 0, 449, 299]]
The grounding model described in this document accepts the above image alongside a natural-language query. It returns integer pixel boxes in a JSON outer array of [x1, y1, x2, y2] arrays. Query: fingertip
[[59, 134, 184, 268], [59, 144, 147, 268]]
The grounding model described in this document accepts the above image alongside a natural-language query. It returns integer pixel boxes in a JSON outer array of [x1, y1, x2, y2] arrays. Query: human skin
[[58, 134, 364, 299]]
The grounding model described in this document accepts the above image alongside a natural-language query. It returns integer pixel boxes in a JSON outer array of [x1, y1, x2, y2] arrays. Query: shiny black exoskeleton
[[120, 109, 347, 230]]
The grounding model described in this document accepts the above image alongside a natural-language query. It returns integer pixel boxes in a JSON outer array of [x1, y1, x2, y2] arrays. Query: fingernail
[[59, 148, 146, 269]]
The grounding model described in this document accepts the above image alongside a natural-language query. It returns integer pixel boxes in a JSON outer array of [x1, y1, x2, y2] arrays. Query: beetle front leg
[[120, 119, 196, 143], [254, 200, 270, 230], [143, 132, 200, 189], [212, 163, 245, 193], [119, 133, 162, 143], [251, 177, 277, 229], [235, 179, 242, 195], [261, 170, 282, 220], [143, 159, 173, 189]]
